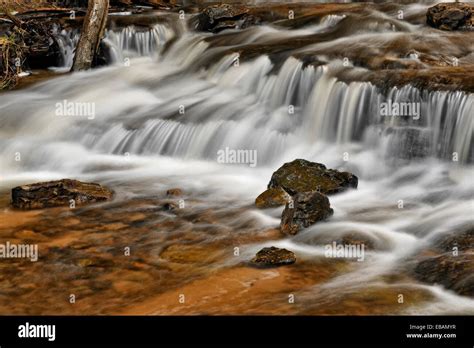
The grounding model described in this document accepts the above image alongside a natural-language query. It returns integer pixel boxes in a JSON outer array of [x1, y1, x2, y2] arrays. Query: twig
[[2, 6, 24, 28]]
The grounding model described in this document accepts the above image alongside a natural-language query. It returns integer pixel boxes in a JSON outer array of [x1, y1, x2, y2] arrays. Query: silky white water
[[0, 9, 473, 314]]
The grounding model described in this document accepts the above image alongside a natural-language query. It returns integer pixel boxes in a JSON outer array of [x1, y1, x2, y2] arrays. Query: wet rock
[[251, 246, 296, 267], [281, 191, 333, 235], [412, 253, 474, 297], [374, 57, 425, 70], [212, 20, 240, 32], [410, 228, 474, 297], [11, 179, 113, 210], [26, 37, 62, 70], [240, 14, 262, 30], [162, 202, 179, 211], [191, 4, 253, 33], [255, 187, 291, 209], [433, 228, 474, 252], [166, 188, 183, 197], [427, 2, 473, 31], [268, 159, 358, 195]]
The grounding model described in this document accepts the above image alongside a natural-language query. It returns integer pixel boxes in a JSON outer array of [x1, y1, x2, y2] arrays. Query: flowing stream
[[0, 7, 473, 314]]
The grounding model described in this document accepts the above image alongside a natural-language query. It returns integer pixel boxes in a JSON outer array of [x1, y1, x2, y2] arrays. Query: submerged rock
[[255, 187, 291, 209], [251, 246, 296, 266], [268, 159, 358, 196], [166, 188, 183, 197], [427, 2, 473, 31], [337, 233, 376, 250], [11, 179, 113, 209], [281, 191, 333, 235]]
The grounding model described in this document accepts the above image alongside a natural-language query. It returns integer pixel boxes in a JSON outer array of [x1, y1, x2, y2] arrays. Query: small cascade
[[0, 8, 472, 169], [51, 24, 80, 71], [84, 55, 470, 164], [49, 21, 179, 70], [103, 23, 177, 63], [320, 14, 347, 27], [2, 51, 471, 169], [5, 54, 470, 169]]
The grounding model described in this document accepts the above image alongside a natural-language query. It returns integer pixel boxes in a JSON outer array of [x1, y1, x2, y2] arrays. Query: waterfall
[[62, 56, 473, 165], [1, 54, 472, 173], [50, 22, 178, 70], [1, 11, 473, 315], [1, 11, 472, 170], [103, 23, 177, 63]]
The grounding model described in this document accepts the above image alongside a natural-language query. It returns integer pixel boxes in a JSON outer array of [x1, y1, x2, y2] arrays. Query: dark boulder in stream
[[255, 159, 356, 234], [11, 179, 113, 209], [267, 159, 358, 196], [280, 191, 333, 235], [427, 2, 473, 31]]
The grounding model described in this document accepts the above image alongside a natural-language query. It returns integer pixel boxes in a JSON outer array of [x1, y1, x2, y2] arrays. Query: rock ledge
[[11, 179, 113, 209]]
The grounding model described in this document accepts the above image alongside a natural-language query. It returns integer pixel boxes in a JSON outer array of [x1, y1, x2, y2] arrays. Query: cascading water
[[50, 21, 178, 70], [50, 24, 80, 71], [103, 23, 178, 63], [0, 8, 473, 315], [9, 54, 469, 166]]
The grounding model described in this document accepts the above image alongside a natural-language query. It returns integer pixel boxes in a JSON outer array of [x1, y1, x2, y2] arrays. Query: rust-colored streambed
[[0, 184, 434, 315]]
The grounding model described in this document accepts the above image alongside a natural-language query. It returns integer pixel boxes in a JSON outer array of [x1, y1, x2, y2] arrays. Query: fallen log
[[13, 8, 87, 21]]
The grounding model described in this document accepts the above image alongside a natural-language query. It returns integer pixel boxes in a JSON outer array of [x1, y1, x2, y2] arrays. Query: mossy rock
[[251, 246, 296, 267], [255, 187, 291, 209], [268, 159, 358, 195]]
